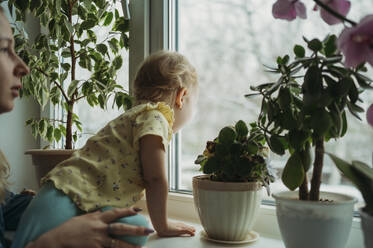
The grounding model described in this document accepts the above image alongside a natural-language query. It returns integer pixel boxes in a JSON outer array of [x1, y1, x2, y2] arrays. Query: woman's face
[[0, 12, 29, 114]]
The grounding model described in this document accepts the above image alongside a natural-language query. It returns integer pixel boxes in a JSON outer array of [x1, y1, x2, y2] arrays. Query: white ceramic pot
[[192, 175, 262, 241], [360, 209, 373, 248], [273, 191, 356, 248], [25, 149, 74, 185]]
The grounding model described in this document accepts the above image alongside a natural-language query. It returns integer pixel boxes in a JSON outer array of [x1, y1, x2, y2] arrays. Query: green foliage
[[328, 153, 373, 216], [194, 121, 275, 189], [10, 0, 132, 148], [247, 34, 373, 193]]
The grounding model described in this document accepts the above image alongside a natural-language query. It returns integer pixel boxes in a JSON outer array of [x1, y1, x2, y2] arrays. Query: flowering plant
[[194, 121, 275, 191], [245, 0, 373, 201]]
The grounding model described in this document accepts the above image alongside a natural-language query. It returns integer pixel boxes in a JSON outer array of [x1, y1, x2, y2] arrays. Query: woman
[[0, 6, 151, 248]]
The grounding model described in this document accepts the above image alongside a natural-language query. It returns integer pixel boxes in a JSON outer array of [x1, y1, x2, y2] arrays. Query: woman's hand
[[157, 221, 196, 237], [27, 207, 153, 248]]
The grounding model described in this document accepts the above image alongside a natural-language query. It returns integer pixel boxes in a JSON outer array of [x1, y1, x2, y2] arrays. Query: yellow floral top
[[42, 102, 174, 212]]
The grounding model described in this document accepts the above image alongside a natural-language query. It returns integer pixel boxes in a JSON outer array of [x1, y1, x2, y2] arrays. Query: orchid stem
[[313, 0, 357, 26]]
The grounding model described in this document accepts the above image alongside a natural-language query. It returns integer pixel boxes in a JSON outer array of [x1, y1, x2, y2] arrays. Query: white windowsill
[[137, 192, 364, 248]]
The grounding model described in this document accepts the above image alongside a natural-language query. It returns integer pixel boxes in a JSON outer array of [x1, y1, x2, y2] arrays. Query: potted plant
[[9, 0, 132, 181], [328, 153, 373, 248], [193, 120, 274, 242], [247, 31, 372, 248]]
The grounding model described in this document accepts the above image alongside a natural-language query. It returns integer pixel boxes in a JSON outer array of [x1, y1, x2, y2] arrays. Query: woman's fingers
[[109, 222, 154, 236], [103, 237, 142, 248], [100, 207, 141, 223]]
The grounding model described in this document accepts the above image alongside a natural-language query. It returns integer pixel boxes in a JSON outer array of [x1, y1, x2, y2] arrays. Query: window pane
[[177, 0, 373, 204]]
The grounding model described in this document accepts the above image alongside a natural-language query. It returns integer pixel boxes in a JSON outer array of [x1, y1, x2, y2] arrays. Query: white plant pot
[[273, 191, 356, 248], [25, 149, 74, 185], [192, 175, 262, 241], [360, 209, 373, 248]]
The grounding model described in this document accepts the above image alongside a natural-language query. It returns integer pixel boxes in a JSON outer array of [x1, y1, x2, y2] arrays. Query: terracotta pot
[[25, 149, 74, 185], [360, 209, 373, 248], [273, 191, 356, 248], [192, 175, 262, 241]]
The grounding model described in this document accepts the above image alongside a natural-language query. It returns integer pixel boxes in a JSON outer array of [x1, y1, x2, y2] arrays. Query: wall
[[0, 2, 40, 192]]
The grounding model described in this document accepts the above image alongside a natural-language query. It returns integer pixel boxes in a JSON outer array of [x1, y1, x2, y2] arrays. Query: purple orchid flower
[[367, 104, 373, 127], [272, 0, 307, 21], [337, 15, 373, 68], [314, 0, 351, 25]]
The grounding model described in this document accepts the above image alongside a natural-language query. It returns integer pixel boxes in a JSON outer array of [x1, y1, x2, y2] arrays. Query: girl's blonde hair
[[134, 50, 198, 105]]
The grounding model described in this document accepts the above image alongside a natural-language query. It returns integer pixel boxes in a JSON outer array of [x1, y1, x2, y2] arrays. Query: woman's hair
[[0, 153, 10, 203], [0, 6, 3, 13], [133, 50, 198, 104]]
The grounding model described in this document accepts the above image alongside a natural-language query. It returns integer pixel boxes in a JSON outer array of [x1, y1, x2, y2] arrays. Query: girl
[[13, 51, 198, 247]]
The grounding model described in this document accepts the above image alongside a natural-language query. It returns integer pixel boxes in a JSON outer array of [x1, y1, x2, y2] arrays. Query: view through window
[[177, 0, 373, 203]]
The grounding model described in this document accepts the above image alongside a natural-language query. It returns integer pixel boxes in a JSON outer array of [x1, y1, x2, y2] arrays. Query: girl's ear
[[175, 87, 187, 109]]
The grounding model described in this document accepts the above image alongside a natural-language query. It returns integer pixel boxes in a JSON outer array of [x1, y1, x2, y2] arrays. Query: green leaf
[[235, 120, 248, 138], [46, 125, 54, 142], [324, 35, 337, 57], [282, 152, 305, 191], [218, 126, 236, 145], [289, 130, 308, 151], [81, 20, 96, 30], [310, 109, 332, 136], [67, 80, 79, 97], [97, 44, 108, 56], [308, 39, 322, 52], [278, 87, 292, 109], [15, 0, 29, 12], [294, 45, 305, 58], [203, 156, 219, 174], [103, 12, 113, 26], [30, 0, 42, 12], [247, 142, 259, 155], [269, 135, 285, 155], [112, 56, 123, 70], [54, 128, 62, 142], [334, 77, 353, 98], [303, 66, 322, 95], [38, 119, 47, 135], [300, 143, 312, 172]]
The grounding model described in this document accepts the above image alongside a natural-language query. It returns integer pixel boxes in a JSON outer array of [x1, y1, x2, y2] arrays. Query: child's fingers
[[100, 207, 140, 223]]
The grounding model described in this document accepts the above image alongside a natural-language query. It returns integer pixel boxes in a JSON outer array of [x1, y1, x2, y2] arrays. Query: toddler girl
[[13, 50, 198, 247]]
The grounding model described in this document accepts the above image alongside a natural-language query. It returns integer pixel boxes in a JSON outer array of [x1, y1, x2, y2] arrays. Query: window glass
[[177, 0, 373, 204]]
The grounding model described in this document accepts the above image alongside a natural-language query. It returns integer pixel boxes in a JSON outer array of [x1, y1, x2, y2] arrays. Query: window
[[170, 0, 373, 206]]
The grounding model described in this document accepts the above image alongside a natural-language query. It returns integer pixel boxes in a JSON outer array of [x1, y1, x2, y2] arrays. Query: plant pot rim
[[272, 190, 357, 206], [192, 175, 262, 191], [25, 149, 75, 156]]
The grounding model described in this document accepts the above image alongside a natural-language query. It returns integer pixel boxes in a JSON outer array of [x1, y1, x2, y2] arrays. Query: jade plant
[[195, 120, 275, 192], [10, 0, 132, 149], [328, 153, 373, 215], [247, 35, 372, 201]]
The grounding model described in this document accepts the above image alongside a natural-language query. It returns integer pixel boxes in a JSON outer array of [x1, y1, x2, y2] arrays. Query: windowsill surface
[[138, 192, 364, 248], [145, 217, 285, 248]]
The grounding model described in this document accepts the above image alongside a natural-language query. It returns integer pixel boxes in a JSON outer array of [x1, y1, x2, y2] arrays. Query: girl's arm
[[140, 135, 195, 237]]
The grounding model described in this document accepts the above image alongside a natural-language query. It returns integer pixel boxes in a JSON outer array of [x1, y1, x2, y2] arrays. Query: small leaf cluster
[[329, 153, 373, 216], [247, 35, 373, 191], [195, 121, 275, 187], [10, 0, 132, 145]]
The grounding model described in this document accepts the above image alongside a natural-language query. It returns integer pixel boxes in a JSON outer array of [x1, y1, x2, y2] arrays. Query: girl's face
[[0, 13, 29, 114], [172, 85, 199, 133]]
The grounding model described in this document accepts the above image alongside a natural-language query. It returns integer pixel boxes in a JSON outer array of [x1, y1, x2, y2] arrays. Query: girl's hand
[[157, 222, 196, 237], [28, 207, 152, 248]]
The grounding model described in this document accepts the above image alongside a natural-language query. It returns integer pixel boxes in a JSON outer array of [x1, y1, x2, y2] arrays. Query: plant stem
[[313, 0, 357, 26], [310, 137, 324, 201], [299, 173, 309, 200], [65, 0, 77, 149]]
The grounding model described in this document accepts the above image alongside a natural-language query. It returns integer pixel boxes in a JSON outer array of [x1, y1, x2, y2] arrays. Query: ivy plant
[[195, 120, 275, 192], [247, 35, 373, 201], [10, 0, 132, 149]]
